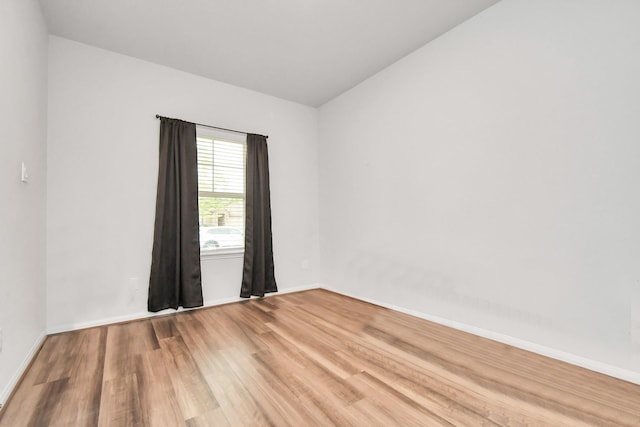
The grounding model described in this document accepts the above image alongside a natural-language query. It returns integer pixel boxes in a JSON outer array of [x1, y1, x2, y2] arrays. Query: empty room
[[1, 0, 639, 425]]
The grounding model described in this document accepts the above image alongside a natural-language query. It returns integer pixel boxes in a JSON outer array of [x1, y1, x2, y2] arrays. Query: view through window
[[197, 129, 246, 252]]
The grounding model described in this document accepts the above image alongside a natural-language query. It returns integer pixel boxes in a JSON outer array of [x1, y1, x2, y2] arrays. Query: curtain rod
[[155, 114, 268, 139]]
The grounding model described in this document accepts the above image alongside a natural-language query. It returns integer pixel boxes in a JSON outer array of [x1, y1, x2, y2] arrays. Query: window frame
[[196, 126, 247, 259]]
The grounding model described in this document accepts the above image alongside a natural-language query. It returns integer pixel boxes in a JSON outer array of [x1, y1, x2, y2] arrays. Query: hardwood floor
[[1, 289, 638, 426]]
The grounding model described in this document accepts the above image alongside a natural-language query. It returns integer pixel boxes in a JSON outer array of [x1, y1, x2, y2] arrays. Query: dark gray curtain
[[148, 117, 203, 312], [241, 134, 277, 298]]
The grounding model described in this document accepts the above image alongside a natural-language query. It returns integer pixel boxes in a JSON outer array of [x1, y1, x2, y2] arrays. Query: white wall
[[0, 0, 48, 404], [319, 0, 640, 374], [47, 37, 320, 331]]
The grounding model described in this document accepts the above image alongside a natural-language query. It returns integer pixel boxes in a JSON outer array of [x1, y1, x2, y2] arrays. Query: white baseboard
[[47, 310, 155, 335], [0, 331, 46, 406], [322, 286, 640, 386], [46, 283, 321, 335], [271, 283, 321, 295], [203, 283, 320, 308]]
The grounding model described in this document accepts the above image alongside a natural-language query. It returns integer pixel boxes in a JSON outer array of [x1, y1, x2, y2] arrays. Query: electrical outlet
[[21, 162, 29, 183]]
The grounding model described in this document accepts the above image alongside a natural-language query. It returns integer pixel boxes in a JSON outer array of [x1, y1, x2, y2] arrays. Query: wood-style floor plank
[[98, 373, 143, 427], [1, 288, 639, 426], [158, 336, 219, 420], [134, 350, 185, 427]]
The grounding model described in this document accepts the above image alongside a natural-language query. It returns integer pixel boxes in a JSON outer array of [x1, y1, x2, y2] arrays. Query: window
[[196, 127, 246, 254]]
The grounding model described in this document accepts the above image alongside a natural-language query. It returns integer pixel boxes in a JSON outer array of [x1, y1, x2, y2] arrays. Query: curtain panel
[[148, 117, 203, 311], [241, 134, 277, 298]]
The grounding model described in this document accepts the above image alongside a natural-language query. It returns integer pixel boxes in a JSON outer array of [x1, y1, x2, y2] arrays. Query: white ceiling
[[39, 0, 500, 107]]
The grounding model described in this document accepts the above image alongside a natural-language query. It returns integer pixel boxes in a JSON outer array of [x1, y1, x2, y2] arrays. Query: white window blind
[[197, 132, 246, 252]]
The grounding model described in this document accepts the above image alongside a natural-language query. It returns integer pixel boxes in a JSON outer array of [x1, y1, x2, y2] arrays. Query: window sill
[[201, 247, 244, 260]]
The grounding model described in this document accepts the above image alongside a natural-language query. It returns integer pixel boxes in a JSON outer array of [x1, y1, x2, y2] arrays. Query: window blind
[[197, 136, 246, 246]]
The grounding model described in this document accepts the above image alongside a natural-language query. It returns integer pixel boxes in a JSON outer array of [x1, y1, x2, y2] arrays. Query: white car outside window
[[199, 226, 244, 249]]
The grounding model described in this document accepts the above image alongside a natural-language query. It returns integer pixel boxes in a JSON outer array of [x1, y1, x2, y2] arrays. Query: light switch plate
[[21, 162, 29, 183]]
